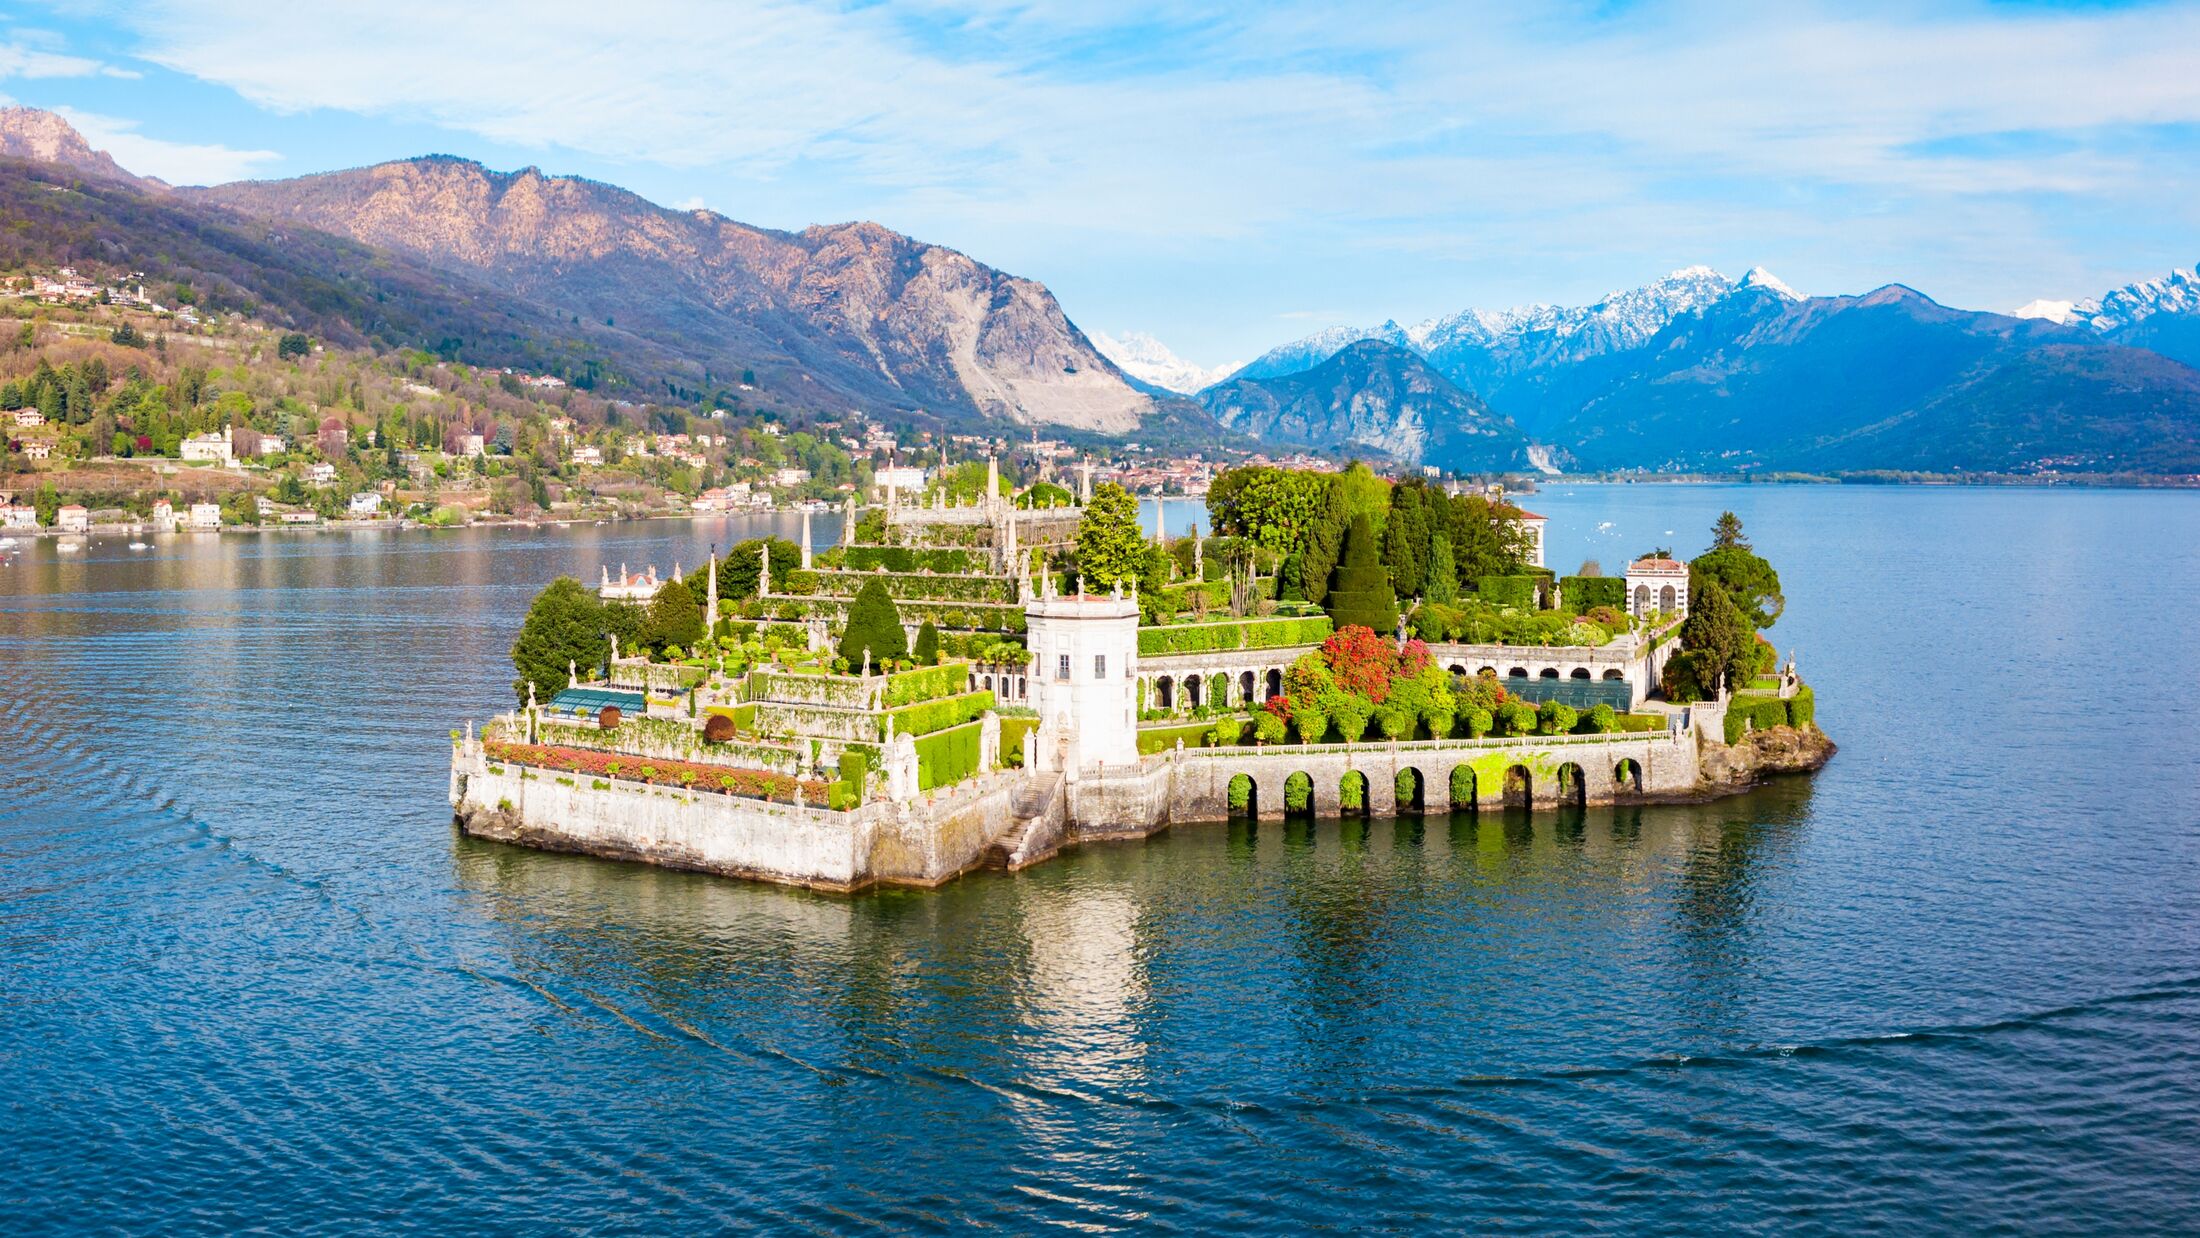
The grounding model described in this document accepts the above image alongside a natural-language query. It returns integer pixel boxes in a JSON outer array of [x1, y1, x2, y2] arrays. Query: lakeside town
[[453, 459, 1828, 890], [0, 264, 1403, 540]]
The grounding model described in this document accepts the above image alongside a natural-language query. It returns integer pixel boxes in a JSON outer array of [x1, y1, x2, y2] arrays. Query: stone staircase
[[986, 770, 1064, 870]]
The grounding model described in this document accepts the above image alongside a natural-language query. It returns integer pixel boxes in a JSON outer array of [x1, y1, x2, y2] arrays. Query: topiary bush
[[913, 620, 940, 665], [837, 579, 907, 668], [1537, 700, 1578, 735], [1325, 514, 1398, 634]]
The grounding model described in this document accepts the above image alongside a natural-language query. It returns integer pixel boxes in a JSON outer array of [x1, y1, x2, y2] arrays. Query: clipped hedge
[[752, 670, 875, 708], [841, 545, 987, 573], [1562, 576, 1626, 610], [1787, 685, 1815, 729], [998, 716, 1039, 768], [1475, 575, 1539, 609], [1138, 615, 1333, 656], [915, 720, 985, 790], [1137, 721, 1219, 754], [886, 689, 995, 738], [886, 662, 970, 707], [807, 570, 1017, 604], [1724, 694, 1793, 744]]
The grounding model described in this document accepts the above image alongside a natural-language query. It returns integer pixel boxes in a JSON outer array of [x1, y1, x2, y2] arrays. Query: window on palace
[[1057, 654, 1070, 681], [1094, 654, 1107, 679]]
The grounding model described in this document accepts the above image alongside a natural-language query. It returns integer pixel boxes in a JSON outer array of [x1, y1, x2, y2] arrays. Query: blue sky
[[3, 1, 2196, 367]]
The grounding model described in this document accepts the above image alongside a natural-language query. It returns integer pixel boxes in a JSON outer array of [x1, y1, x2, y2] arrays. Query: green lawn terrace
[[487, 648, 1032, 813], [756, 461, 1084, 656]]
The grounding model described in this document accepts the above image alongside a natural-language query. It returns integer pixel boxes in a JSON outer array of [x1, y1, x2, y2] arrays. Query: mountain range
[[3, 103, 2196, 476], [0, 106, 1153, 436], [1202, 262, 2200, 474]]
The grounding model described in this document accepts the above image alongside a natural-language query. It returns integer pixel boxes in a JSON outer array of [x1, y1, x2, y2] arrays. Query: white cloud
[[0, 39, 110, 80], [673, 195, 705, 211], [53, 106, 279, 185], [58, 1, 2200, 341]]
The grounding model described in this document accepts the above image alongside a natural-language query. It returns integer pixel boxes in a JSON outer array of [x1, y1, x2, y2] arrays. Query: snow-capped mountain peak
[[1740, 267, 1802, 300], [2079, 261, 2199, 332], [2012, 299, 2078, 324], [1088, 330, 1235, 395]]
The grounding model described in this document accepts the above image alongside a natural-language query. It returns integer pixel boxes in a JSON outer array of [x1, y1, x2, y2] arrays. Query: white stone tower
[[1025, 581, 1141, 776]]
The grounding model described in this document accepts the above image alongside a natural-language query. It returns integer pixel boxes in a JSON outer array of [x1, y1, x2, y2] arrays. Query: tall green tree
[[1297, 477, 1349, 604], [1383, 479, 1432, 597], [913, 620, 940, 665], [838, 579, 907, 667], [1691, 545, 1784, 629], [1075, 481, 1147, 588], [511, 577, 606, 705], [643, 579, 704, 653], [1679, 578, 1754, 695], [1425, 534, 1458, 603], [1441, 492, 1535, 579], [1325, 513, 1399, 633], [1711, 511, 1750, 551]]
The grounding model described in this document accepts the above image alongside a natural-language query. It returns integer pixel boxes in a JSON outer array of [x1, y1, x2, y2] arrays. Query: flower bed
[[484, 740, 826, 805]]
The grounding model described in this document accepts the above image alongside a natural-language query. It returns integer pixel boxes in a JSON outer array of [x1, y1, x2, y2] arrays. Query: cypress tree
[[1383, 481, 1429, 597], [1297, 477, 1349, 604], [838, 579, 907, 667], [1425, 534, 1458, 603], [1324, 513, 1399, 634], [913, 620, 940, 665]]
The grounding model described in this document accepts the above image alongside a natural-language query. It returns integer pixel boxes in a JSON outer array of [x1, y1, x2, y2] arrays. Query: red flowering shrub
[[1321, 624, 1398, 703], [485, 741, 828, 806], [1262, 694, 1292, 724]]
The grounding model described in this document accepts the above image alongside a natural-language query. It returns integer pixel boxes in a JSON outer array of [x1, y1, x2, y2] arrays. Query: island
[[451, 460, 1832, 892]]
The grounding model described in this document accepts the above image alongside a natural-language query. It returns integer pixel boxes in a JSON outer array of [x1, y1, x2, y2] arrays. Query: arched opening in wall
[[1156, 676, 1174, 710], [1570, 668, 1591, 679], [1508, 667, 1529, 679], [1660, 585, 1677, 611], [1185, 674, 1204, 708], [1539, 668, 1560, 680], [1556, 762, 1587, 808], [1449, 765, 1477, 811], [1395, 767, 1425, 814], [1240, 671, 1256, 704], [1265, 668, 1283, 700], [1449, 664, 1467, 677], [1016, 677, 1027, 699], [982, 674, 994, 692], [1283, 771, 1313, 816], [1614, 758, 1643, 794], [1227, 773, 1257, 818], [1340, 770, 1369, 816], [1504, 764, 1533, 808], [1602, 669, 1626, 681], [1633, 584, 1651, 614]]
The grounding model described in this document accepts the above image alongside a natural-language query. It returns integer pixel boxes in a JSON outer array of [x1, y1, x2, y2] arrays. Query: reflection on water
[[6, 489, 2200, 1232]]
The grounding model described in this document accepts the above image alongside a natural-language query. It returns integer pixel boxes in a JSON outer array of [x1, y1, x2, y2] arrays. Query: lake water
[[3, 487, 2197, 1234]]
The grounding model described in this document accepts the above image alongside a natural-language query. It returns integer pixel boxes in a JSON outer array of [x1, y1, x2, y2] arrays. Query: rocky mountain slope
[[1197, 339, 1536, 470], [191, 156, 1151, 432], [0, 106, 161, 190]]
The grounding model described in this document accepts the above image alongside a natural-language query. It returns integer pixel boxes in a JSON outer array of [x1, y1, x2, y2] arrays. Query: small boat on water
[[57, 541, 83, 553], [129, 542, 150, 551], [0, 537, 17, 549]]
